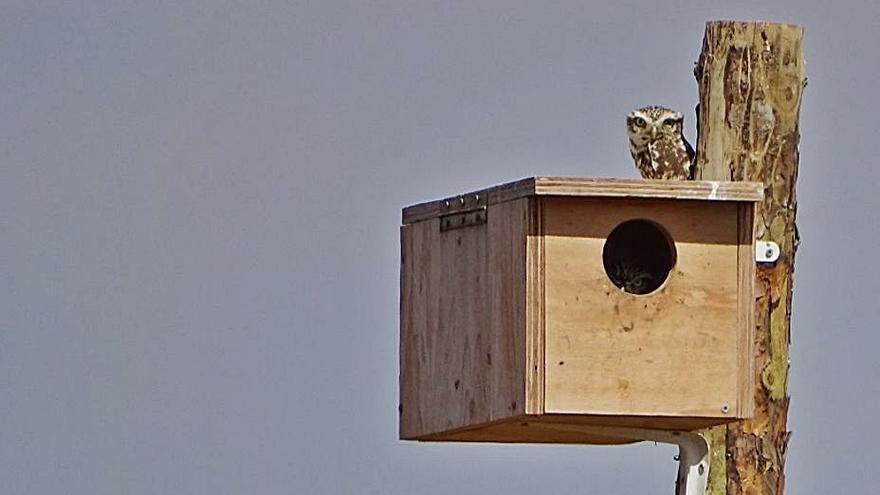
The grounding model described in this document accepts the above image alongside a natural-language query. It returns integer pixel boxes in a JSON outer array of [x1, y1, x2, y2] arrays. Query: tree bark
[[694, 21, 805, 494]]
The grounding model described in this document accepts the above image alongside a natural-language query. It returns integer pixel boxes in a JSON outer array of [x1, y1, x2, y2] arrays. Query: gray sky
[[2, 1, 878, 494]]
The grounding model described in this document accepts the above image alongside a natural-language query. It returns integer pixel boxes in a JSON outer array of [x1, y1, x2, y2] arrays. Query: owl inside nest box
[[399, 177, 763, 444]]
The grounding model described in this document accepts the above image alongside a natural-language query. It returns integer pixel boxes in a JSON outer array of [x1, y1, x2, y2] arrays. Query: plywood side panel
[[415, 414, 732, 444], [524, 197, 545, 414], [736, 203, 757, 417], [399, 221, 445, 438], [420, 417, 635, 445], [542, 198, 742, 418], [486, 198, 529, 420], [400, 199, 528, 439]]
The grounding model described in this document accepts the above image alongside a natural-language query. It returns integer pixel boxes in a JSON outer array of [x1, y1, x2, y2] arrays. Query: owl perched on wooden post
[[626, 106, 695, 180]]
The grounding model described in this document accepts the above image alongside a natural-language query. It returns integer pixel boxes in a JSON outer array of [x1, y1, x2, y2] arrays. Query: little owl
[[607, 106, 696, 294], [626, 106, 695, 180]]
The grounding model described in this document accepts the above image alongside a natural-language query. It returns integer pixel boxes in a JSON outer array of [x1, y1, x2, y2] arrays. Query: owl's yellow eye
[[663, 119, 678, 127], [633, 117, 646, 127]]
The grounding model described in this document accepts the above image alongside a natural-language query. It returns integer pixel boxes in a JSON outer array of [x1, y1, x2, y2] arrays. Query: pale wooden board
[[736, 203, 757, 417], [541, 197, 744, 419], [418, 417, 636, 445], [399, 198, 530, 439], [402, 177, 764, 224], [524, 197, 545, 415], [413, 414, 733, 444], [486, 198, 529, 420]]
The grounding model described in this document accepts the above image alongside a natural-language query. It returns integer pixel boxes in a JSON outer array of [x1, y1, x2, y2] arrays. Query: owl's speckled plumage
[[609, 258, 655, 294], [626, 106, 695, 180]]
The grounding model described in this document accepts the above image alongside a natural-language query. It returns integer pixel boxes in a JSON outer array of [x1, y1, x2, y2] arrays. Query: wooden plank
[[532, 177, 764, 202], [486, 198, 529, 421], [399, 221, 443, 438], [399, 215, 490, 438], [541, 197, 744, 419], [736, 203, 756, 417], [524, 197, 545, 414], [414, 414, 734, 444], [399, 199, 529, 439], [419, 417, 636, 445], [402, 177, 764, 224], [402, 177, 535, 225]]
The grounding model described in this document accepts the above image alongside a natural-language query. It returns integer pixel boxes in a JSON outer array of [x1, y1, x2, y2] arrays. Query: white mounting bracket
[[572, 426, 710, 495], [755, 240, 781, 263]]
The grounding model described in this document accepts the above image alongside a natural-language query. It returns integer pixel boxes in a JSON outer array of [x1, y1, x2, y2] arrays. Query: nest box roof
[[402, 177, 764, 224]]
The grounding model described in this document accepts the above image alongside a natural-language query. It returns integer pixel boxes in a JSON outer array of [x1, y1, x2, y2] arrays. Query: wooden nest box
[[399, 177, 764, 444]]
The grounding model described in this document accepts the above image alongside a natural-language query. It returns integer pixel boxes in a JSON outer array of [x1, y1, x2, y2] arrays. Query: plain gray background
[[3, 1, 878, 493]]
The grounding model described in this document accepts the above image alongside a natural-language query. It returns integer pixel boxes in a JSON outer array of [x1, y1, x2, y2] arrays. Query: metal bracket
[[755, 240, 781, 263], [572, 426, 710, 495], [439, 193, 488, 232], [440, 207, 487, 231]]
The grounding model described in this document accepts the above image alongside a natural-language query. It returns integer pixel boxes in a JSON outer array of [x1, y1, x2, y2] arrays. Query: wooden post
[[694, 21, 805, 494]]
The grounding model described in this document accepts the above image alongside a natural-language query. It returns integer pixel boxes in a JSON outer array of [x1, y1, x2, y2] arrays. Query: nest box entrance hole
[[602, 219, 676, 295]]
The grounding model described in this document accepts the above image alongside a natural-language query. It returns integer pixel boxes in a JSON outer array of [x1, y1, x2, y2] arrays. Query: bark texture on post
[[694, 21, 805, 494]]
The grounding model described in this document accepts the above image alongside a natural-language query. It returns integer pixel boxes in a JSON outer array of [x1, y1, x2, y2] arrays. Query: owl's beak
[[650, 127, 658, 139]]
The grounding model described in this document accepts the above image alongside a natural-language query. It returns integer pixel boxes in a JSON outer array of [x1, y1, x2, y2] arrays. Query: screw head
[[720, 403, 730, 414]]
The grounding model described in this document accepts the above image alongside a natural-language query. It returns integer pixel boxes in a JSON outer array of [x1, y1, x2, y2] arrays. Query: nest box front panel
[[542, 197, 748, 419]]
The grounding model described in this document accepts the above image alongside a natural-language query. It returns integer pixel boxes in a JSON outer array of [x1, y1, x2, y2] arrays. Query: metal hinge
[[440, 207, 487, 231], [439, 192, 488, 232]]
